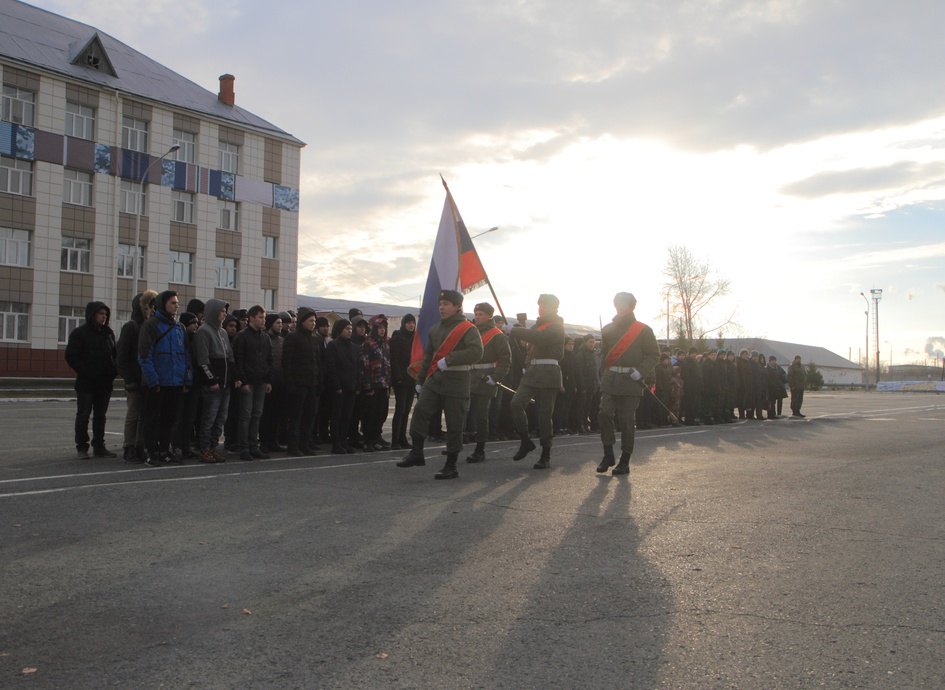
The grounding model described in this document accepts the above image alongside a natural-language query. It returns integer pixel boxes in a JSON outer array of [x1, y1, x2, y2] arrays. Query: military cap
[[538, 294, 560, 309], [438, 289, 463, 306], [613, 292, 637, 309], [474, 302, 494, 316]]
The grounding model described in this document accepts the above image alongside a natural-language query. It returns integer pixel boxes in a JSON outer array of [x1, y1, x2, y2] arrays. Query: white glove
[[630, 368, 642, 381], [485, 376, 496, 386], [437, 358, 449, 371], [415, 383, 422, 394]]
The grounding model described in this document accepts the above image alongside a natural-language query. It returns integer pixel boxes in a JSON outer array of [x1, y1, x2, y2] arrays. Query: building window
[[61, 237, 91, 273], [121, 116, 149, 153], [218, 200, 239, 231], [0, 301, 29, 341], [63, 169, 93, 206], [169, 250, 193, 284], [172, 130, 196, 163], [218, 141, 239, 174], [2, 85, 34, 126], [262, 289, 276, 311], [262, 235, 277, 259], [58, 306, 85, 343], [117, 243, 145, 279], [171, 190, 195, 224], [119, 180, 145, 215], [215, 257, 238, 289], [65, 102, 96, 140], [0, 227, 30, 267], [0, 156, 32, 196]]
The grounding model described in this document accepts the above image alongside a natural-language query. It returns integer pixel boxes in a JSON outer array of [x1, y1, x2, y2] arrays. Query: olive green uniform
[[410, 312, 484, 454], [510, 315, 566, 445], [469, 319, 512, 443], [598, 314, 660, 454]]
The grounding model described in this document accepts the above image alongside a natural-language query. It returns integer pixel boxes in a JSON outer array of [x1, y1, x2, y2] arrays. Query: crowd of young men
[[66, 288, 806, 479]]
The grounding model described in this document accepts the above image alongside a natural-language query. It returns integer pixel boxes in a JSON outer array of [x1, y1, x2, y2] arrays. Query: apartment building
[[0, 0, 304, 376]]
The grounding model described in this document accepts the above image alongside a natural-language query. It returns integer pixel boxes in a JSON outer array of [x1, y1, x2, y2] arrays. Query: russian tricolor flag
[[409, 178, 489, 376]]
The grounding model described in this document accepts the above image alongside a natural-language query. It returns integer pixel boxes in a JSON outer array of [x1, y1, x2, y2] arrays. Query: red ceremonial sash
[[528, 321, 552, 356], [602, 321, 646, 370], [480, 327, 502, 348], [427, 320, 476, 378]]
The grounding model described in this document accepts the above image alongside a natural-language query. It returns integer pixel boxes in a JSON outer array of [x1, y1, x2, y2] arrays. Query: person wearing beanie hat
[[765, 355, 787, 420], [179, 312, 198, 329], [465, 303, 511, 464], [749, 351, 766, 420], [137, 290, 191, 465], [232, 305, 274, 460], [259, 313, 286, 453], [389, 313, 417, 450], [186, 299, 205, 325], [312, 315, 333, 445], [595, 292, 660, 476], [397, 291, 483, 480], [736, 349, 753, 419], [508, 294, 566, 469], [278, 311, 293, 336], [324, 319, 359, 454], [348, 307, 364, 321], [680, 346, 704, 425], [347, 315, 370, 449], [116, 289, 157, 462], [283, 307, 320, 456], [359, 315, 392, 451], [170, 312, 201, 460], [700, 348, 721, 426]]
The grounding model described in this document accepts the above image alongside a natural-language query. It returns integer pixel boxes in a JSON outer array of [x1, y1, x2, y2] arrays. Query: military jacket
[[511, 315, 565, 389], [470, 319, 512, 398], [417, 312, 484, 398], [599, 314, 660, 396]]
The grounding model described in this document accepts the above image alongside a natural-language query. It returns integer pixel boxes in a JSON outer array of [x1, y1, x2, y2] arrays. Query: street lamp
[[870, 288, 883, 384], [859, 292, 870, 389], [133, 144, 180, 295], [470, 226, 499, 240]]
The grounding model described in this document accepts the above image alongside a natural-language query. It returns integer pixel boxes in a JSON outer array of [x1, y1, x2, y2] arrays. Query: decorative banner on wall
[[15, 126, 34, 160], [0, 121, 13, 155], [273, 185, 299, 212], [876, 381, 945, 392]]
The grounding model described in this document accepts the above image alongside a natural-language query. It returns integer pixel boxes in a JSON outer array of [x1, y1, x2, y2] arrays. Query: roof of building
[[0, 0, 303, 145], [701, 337, 862, 371]]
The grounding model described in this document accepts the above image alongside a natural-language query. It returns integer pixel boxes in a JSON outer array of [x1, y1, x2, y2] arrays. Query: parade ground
[[2, 392, 944, 689]]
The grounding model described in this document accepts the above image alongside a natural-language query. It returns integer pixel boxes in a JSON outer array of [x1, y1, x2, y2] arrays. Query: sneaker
[[93, 445, 117, 458], [210, 448, 227, 463], [199, 449, 217, 463], [145, 454, 165, 467], [76, 448, 90, 460]]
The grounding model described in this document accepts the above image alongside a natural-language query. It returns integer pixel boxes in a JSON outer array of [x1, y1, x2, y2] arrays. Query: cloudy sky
[[35, 0, 945, 367]]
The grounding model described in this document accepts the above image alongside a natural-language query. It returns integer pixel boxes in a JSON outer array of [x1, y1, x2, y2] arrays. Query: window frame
[[60, 236, 91, 273], [121, 116, 149, 153], [171, 190, 195, 224], [172, 129, 196, 164], [0, 227, 31, 267], [119, 180, 145, 215], [262, 235, 277, 259], [218, 141, 239, 174], [1, 85, 34, 126], [0, 301, 30, 342], [117, 243, 146, 279], [58, 306, 85, 344], [168, 250, 193, 284], [214, 256, 238, 289], [0, 156, 33, 196], [63, 168, 93, 207], [218, 199, 239, 232], [65, 102, 96, 140]]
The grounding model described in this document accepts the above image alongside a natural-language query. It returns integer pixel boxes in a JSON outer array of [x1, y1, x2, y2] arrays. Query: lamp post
[[859, 292, 870, 390], [870, 288, 883, 384], [885, 340, 892, 379], [133, 144, 180, 295]]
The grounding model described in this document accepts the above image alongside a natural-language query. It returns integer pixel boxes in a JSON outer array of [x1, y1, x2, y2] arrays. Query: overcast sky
[[35, 0, 945, 367]]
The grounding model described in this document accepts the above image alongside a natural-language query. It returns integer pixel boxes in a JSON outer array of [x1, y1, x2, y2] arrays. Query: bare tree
[[662, 244, 736, 341]]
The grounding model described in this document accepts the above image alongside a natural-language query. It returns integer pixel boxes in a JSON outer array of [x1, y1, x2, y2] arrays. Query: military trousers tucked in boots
[[598, 392, 641, 456], [409, 387, 469, 455], [510, 383, 558, 446]]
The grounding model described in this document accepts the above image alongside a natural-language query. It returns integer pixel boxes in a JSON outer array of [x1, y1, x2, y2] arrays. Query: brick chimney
[[218, 74, 235, 106]]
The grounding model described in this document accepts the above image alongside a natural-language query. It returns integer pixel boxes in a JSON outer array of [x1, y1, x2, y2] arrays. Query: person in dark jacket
[[700, 349, 720, 425], [750, 351, 767, 420], [193, 299, 236, 462], [654, 353, 674, 426], [735, 349, 754, 419], [347, 316, 369, 448], [138, 290, 192, 466], [283, 307, 321, 456], [766, 356, 787, 420], [325, 318, 359, 454], [579, 334, 601, 432], [313, 316, 332, 446], [555, 337, 576, 435], [788, 355, 808, 417], [259, 313, 286, 452], [466, 302, 512, 462], [358, 315, 392, 451], [233, 305, 273, 460], [389, 313, 416, 450], [116, 289, 156, 462], [680, 347, 703, 425], [65, 300, 118, 459], [170, 312, 201, 459]]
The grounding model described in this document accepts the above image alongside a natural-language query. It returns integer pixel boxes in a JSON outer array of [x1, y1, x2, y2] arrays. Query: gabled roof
[[0, 0, 303, 145]]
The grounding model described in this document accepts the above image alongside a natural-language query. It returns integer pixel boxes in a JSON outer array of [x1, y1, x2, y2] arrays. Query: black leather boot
[[512, 433, 536, 461], [612, 452, 631, 475], [466, 442, 486, 463], [435, 452, 459, 479], [396, 435, 426, 467], [596, 445, 616, 473], [533, 443, 551, 470]]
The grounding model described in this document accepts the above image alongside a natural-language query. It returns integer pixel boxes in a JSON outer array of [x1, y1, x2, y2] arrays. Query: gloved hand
[[415, 384, 422, 394], [485, 376, 496, 386], [630, 368, 642, 381], [437, 358, 449, 371]]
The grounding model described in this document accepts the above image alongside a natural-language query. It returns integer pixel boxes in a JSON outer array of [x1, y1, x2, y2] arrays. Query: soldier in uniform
[[509, 294, 566, 469], [466, 302, 512, 463], [596, 292, 660, 476], [396, 290, 483, 479]]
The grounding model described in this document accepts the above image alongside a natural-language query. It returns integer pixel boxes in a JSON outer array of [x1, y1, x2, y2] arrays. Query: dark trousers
[[75, 387, 112, 450], [288, 384, 318, 451], [391, 383, 415, 444], [683, 389, 702, 424], [171, 388, 201, 453], [142, 386, 182, 456], [238, 383, 268, 452], [791, 387, 805, 414], [259, 381, 287, 448], [363, 388, 390, 444], [470, 393, 495, 443], [511, 384, 558, 445], [599, 392, 641, 454], [330, 390, 356, 450], [410, 387, 467, 454]]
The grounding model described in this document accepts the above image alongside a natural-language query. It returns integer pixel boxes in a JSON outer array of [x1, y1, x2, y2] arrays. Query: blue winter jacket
[[137, 311, 192, 388]]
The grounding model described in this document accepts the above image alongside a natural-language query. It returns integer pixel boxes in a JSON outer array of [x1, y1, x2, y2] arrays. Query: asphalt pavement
[[1, 392, 944, 689]]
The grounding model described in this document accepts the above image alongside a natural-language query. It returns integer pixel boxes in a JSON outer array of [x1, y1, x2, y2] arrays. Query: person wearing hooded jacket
[[324, 318, 359, 454], [283, 307, 321, 456], [116, 289, 157, 462], [193, 299, 237, 462], [347, 316, 369, 448], [65, 300, 118, 459], [359, 314, 392, 451], [138, 290, 192, 465], [233, 305, 273, 460], [389, 313, 416, 450]]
